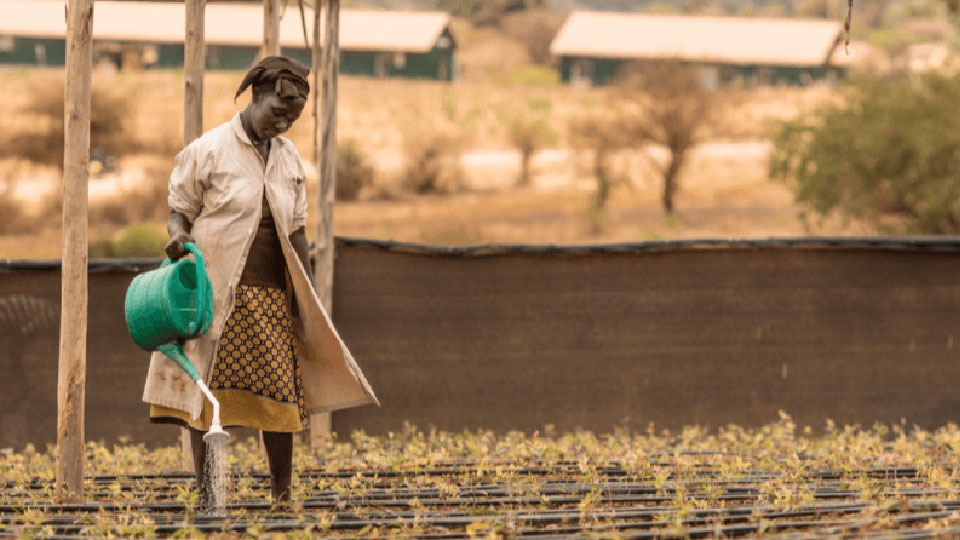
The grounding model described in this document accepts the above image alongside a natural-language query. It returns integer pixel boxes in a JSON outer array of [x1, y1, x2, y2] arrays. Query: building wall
[[0, 37, 65, 67], [560, 55, 843, 87], [0, 34, 454, 81], [282, 44, 454, 81]]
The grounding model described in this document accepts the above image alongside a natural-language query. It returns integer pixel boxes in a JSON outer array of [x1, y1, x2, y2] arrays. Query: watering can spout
[[157, 343, 201, 382], [125, 242, 225, 439]]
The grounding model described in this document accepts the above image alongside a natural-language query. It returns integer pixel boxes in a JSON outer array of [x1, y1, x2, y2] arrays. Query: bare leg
[[262, 430, 293, 505], [190, 427, 208, 504]]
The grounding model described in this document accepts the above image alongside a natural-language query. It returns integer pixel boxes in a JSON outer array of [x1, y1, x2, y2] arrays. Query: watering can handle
[[183, 242, 207, 338]]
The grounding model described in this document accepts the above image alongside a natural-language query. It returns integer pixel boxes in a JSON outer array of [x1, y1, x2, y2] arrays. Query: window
[[0, 36, 14, 53]]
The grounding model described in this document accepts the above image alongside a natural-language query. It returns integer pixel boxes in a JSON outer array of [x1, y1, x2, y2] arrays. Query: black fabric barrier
[[2, 237, 960, 449]]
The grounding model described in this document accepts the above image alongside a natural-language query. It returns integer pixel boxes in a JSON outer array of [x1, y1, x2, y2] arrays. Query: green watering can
[[124, 242, 229, 443], [124, 241, 213, 381]]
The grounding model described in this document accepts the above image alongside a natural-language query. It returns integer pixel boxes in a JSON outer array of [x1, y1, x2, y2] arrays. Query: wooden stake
[[312, 2, 320, 167], [309, 0, 338, 446], [184, 0, 205, 145], [57, 0, 93, 504], [317, 0, 338, 312], [263, 0, 282, 58], [180, 0, 206, 473]]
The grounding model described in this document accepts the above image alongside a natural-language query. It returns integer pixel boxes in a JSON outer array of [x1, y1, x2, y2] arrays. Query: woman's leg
[[262, 430, 293, 503], [190, 428, 208, 503]]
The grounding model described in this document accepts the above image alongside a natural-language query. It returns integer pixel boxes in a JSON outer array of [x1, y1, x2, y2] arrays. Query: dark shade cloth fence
[[2, 236, 960, 449]]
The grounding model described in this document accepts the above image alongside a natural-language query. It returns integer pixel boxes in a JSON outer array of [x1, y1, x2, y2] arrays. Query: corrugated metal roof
[[550, 11, 843, 67], [0, 0, 451, 52]]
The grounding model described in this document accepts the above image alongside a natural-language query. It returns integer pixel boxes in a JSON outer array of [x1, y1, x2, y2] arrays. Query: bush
[[769, 74, 960, 234], [0, 76, 139, 168], [89, 223, 167, 258], [0, 176, 32, 235], [503, 65, 559, 87], [400, 131, 464, 195], [337, 140, 375, 201]]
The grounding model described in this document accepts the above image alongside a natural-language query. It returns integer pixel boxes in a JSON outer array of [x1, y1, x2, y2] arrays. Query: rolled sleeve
[[167, 144, 207, 222]]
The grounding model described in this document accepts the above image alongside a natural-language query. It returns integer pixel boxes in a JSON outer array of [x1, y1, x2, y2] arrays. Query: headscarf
[[235, 55, 310, 102]]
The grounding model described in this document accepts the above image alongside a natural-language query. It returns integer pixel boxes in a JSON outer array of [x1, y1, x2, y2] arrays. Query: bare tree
[[506, 98, 557, 187], [570, 111, 632, 234], [615, 61, 717, 214]]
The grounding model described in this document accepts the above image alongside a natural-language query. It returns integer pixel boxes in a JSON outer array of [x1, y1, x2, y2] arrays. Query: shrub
[[0, 176, 32, 235], [337, 140, 375, 201], [0, 76, 139, 168], [400, 131, 464, 195], [769, 73, 960, 234], [114, 223, 167, 258], [89, 223, 167, 259], [504, 65, 560, 87]]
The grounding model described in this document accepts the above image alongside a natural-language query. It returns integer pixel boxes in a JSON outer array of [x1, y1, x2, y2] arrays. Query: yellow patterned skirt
[[150, 285, 308, 433]]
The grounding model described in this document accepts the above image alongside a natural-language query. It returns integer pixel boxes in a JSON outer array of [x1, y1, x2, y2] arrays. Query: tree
[[570, 110, 632, 234], [506, 98, 558, 187], [769, 73, 960, 234], [499, 8, 562, 65], [615, 61, 717, 214]]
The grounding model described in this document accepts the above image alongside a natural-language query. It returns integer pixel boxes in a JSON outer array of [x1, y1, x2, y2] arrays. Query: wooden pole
[[263, 0, 282, 58], [312, 2, 321, 167], [180, 0, 206, 473], [310, 0, 338, 447], [57, 0, 93, 504]]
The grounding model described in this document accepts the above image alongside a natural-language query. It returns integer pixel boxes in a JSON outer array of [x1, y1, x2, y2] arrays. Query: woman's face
[[249, 88, 305, 140]]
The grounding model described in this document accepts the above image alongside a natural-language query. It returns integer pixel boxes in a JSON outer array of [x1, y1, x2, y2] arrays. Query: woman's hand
[[165, 231, 195, 260], [166, 210, 195, 260]]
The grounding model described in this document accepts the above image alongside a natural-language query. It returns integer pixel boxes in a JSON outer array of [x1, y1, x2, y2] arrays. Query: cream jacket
[[142, 112, 378, 419]]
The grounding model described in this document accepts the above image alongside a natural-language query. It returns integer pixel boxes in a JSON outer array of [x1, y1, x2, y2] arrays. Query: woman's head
[[236, 56, 310, 140]]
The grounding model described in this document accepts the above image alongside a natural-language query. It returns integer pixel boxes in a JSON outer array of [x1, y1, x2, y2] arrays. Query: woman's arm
[[289, 226, 314, 287], [165, 210, 195, 260]]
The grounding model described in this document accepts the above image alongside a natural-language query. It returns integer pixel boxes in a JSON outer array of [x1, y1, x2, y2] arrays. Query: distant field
[[0, 68, 855, 259]]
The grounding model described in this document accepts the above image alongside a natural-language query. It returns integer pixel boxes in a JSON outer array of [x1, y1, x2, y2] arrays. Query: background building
[[550, 11, 847, 87], [0, 0, 456, 80]]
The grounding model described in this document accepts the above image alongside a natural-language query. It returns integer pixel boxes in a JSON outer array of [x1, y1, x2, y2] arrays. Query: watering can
[[124, 242, 228, 443], [124, 241, 212, 380]]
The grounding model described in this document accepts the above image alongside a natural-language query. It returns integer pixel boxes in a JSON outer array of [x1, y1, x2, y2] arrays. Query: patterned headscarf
[[235, 55, 310, 102]]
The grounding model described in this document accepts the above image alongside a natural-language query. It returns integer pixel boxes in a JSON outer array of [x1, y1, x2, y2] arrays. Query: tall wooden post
[[263, 0, 281, 58], [180, 0, 206, 472], [312, 3, 321, 167], [310, 0, 338, 447], [57, 0, 93, 504]]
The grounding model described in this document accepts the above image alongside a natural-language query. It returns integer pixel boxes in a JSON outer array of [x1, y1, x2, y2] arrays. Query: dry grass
[[0, 67, 850, 259], [0, 68, 833, 155]]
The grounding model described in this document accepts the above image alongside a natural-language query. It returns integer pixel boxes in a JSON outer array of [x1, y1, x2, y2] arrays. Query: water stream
[[202, 436, 228, 516]]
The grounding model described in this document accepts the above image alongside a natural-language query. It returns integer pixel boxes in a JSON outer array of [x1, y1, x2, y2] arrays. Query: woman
[[143, 56, 377, 504]]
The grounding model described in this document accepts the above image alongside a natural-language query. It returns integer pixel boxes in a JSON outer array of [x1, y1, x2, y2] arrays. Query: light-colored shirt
[[143, 111, 377, 418]]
